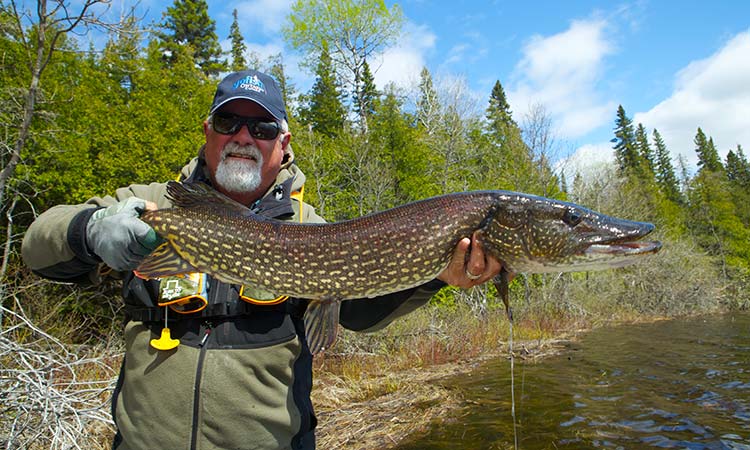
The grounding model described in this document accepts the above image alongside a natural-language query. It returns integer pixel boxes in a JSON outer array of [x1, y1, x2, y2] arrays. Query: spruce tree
[[483, 79, 532, 191], [612, 105, 640, 176], [694, 128, 723, 173], [157, 0, 226, 76], [634, 123, 655, 177], [267, 54, 294, 110], [228, 9, 247, 71], [486, 80, 515, 130], [354, 60, 378, 132], [652, 129, 681, 203], [725, 144, 750, 227], [726, 144, 750, 188], [306, 41, 346, 137]]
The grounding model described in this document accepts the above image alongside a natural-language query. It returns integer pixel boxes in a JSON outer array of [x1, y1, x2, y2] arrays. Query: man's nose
[[231, 122, 257, 145]]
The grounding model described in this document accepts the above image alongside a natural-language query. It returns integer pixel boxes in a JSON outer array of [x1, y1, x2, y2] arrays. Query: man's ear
[[203, 120, 210, 137], [281, 132, 292, 149]]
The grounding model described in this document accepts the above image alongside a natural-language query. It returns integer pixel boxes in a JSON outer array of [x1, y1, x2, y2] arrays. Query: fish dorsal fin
[[166, 181, 252, 215], [134, 242, 199, 279]]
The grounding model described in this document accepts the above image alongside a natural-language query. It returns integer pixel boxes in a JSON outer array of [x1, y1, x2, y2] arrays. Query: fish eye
[[563, 209, 583, 226]]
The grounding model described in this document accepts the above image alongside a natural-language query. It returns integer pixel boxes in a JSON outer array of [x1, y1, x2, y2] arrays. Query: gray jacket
[[22, 152, 445, 450]]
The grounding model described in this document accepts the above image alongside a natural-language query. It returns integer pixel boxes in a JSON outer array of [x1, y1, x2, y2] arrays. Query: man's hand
[[437, 231, 503, 288], [86, 197, 161, 271]]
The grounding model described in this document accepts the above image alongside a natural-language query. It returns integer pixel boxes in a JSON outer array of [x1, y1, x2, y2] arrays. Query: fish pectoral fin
[[304, 299, 340, 355], [134, 242, 198, 279], [492, 268, 514, 323]]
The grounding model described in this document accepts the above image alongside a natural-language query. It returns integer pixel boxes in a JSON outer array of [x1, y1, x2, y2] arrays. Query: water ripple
[[395, 314, 750, 450]]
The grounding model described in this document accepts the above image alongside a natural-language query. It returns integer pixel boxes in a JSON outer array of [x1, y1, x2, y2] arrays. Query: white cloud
[[234, 0, 293, 36], [634, 30, 750, 169], [371, 22, 437, 90], [445, 43, 469, 65], [556, 142, 615, 184], [440, 30, 490, 67], [508, 18, 617, 139]]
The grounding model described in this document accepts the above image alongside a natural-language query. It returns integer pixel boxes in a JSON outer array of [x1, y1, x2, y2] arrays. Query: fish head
[[481, 193, 662, 273]]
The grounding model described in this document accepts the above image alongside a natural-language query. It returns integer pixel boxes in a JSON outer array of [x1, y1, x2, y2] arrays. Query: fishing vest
[[156, 272, 289, 315], [125, 181, 307, 326]]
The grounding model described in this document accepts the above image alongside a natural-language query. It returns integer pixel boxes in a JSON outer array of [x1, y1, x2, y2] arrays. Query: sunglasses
[[210, 112, 282, 140]]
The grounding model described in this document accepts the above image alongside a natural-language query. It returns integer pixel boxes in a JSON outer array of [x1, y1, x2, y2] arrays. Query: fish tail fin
[[134, 242, 198, 279], [304, 300, 340, 354]]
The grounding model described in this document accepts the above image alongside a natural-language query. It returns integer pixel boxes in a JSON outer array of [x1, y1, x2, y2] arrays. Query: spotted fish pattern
[[136, 181, 661, 353]]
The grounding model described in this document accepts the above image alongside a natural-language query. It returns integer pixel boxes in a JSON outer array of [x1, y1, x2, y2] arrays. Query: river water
[[396, 314, 750, 449]]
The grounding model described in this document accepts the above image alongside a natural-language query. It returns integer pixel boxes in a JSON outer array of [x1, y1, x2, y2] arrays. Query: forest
[[1, 0, 749, 448]]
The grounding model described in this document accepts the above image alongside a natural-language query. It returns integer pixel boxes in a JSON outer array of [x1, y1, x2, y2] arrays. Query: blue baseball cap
[[209, 70, 287, 121]]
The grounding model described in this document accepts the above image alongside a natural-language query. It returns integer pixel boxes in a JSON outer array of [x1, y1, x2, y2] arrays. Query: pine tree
[[353, 60, 378, 132], [725, 144, 750, 227], [612, 105, 640, 176], [306, 41, 346, 137], [652, 129, 681, 203], [267, 54, 294, 110], [634, 123, 655, 177], [228, 9, 247, 71], [486, 80, 515, 130], [726, 144, 750, 188], [157, 0, 226, 76], [483, 80, 532, 191], [369, 85, 418, 205], [694, 128, 723, 173]]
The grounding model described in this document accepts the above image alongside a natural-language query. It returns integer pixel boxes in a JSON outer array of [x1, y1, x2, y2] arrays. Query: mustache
[[221, 143, 262, 161]]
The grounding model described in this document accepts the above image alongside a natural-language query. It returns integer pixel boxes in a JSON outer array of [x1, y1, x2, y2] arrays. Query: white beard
[[213, 143, 264, 194]]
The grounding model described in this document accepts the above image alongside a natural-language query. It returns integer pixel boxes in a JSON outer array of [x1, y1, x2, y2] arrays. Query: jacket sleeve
[[338, 279, 446, 332], [21, 182, 170, 283]]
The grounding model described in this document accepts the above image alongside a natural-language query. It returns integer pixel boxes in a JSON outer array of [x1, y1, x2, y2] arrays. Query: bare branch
[[1, 299, 121, 449]]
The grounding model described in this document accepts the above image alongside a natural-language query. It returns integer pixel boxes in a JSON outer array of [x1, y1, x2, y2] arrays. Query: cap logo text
[[233, 75, 266, 94]]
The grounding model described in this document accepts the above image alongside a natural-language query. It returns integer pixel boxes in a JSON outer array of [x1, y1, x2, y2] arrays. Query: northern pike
[[135, 181, 662, 353]]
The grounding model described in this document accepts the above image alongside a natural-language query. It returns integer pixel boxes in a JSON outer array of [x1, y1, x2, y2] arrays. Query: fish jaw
[[580, 239, 663, 269], [500, 238, 662, 274]]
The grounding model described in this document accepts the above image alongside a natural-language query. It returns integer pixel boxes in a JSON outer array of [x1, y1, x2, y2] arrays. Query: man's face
[[203, 100, 290, 202]]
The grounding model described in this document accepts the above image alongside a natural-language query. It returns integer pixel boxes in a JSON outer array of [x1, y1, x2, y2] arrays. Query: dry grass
[[0, 300, 120, 450], [312, 335, 573, 449]]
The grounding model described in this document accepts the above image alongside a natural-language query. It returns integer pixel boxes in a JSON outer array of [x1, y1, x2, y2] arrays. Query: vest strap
[[126, 299, 306, 323]]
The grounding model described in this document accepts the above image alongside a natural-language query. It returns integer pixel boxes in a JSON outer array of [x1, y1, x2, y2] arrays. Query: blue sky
[[116, 1, 749, 173]]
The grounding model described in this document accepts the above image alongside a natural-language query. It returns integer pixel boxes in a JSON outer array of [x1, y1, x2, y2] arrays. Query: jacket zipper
[[190, 321, 212, 450]]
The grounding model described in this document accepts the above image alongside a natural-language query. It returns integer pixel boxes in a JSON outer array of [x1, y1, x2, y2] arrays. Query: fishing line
[[509, 318, 519, 450], [494, 270, 519, 450]]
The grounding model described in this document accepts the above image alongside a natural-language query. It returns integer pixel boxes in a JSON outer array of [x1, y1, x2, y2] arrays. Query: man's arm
[[21, 183, 169, 283], [22, 203, 102, 282]]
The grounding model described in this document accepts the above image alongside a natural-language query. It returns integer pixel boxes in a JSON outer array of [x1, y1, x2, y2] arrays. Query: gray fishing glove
[[86, 197, 162, 271]]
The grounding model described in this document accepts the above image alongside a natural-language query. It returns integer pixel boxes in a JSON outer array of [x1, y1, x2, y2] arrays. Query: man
[[22, 70, 501, 450]]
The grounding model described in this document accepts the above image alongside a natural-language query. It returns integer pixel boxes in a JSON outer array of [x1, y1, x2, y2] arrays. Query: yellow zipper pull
[[150, 306, 180, 351]]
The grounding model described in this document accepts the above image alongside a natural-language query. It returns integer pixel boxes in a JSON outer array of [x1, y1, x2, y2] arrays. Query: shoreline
[[313, 337, 575, 449]]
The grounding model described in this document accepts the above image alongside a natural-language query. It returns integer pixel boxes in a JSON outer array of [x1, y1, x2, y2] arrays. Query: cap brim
[[210, 96, 284, 121]]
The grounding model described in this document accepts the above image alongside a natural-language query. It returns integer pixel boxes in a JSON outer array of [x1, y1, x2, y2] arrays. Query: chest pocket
[[239, 285, 289, 305], [158, 273, 208, 314], [158, 273, 289, 312]]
